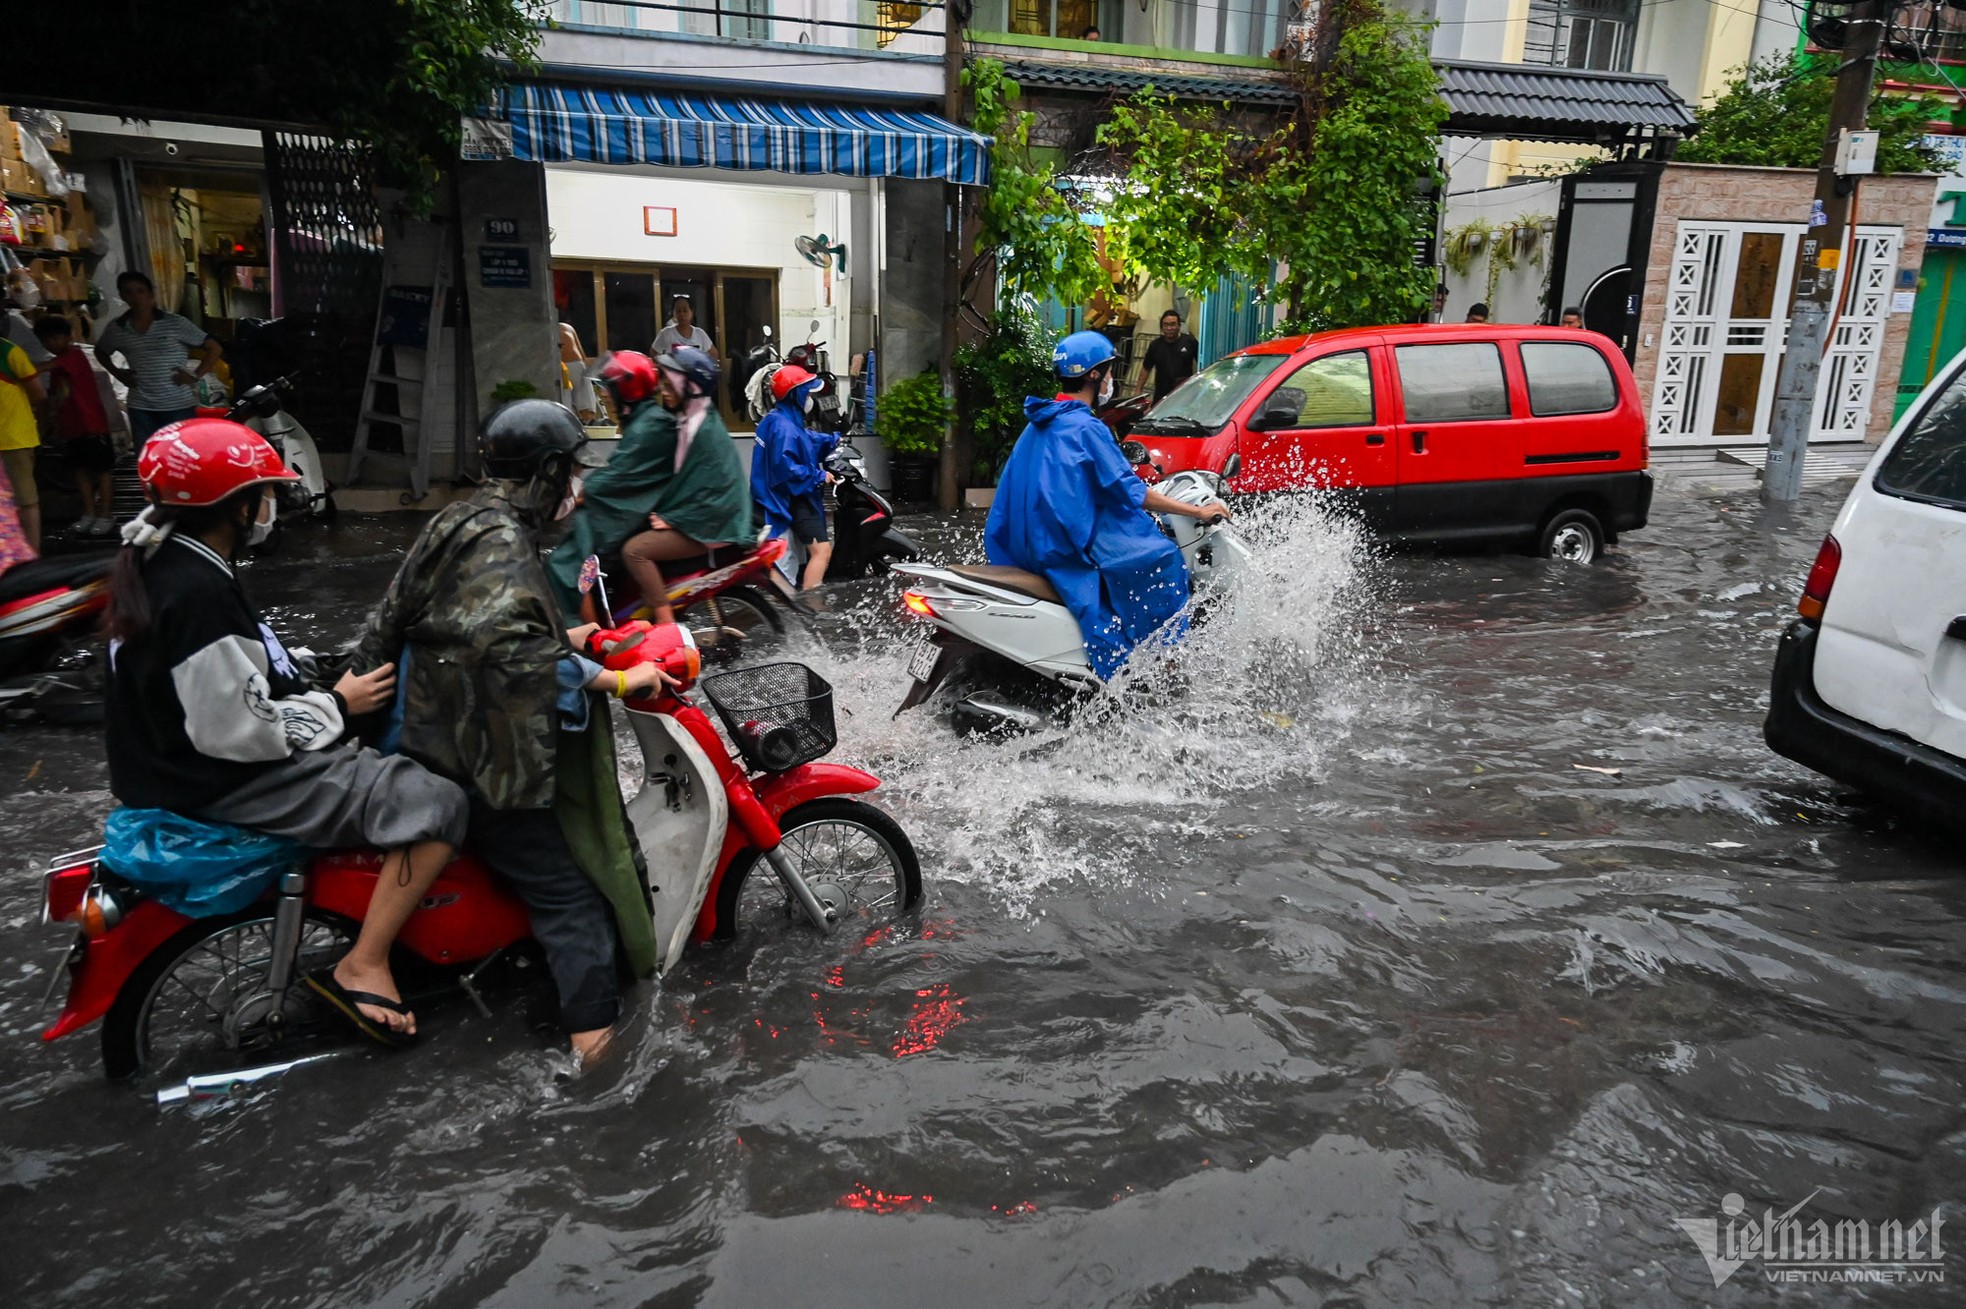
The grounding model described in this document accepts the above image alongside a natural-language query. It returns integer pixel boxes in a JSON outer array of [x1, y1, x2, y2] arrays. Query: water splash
[[793, 495, 1393, 915]]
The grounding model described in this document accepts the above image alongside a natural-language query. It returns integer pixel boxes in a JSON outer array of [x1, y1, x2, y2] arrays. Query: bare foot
[[333, 956, 416, 1036], [569, 1026, 615, 1071]]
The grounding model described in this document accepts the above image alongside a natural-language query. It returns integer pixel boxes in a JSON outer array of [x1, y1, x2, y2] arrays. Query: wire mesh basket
[[698, 662, 837, 773]]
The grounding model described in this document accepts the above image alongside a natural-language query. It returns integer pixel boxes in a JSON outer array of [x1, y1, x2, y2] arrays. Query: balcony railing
[[549, 0, 947, 55]]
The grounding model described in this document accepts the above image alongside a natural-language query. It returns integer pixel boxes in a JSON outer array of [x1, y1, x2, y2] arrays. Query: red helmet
[[137, 418, 297, 507], [599, 351, 660, 412], [770, 364, 817, 403]]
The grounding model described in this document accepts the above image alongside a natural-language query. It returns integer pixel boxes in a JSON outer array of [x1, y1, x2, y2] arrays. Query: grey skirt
[[198, 745, 468, 851]]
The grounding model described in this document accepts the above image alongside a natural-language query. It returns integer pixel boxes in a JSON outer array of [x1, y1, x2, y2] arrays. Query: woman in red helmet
[[102, 418, 469, 1047], [544, 348, 752, 623]]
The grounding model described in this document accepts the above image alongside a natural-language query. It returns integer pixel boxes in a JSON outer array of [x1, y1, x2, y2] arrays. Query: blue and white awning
[[484, 83, 991, 186]]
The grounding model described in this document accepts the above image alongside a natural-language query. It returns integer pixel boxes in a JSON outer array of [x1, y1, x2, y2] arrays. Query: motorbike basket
[[699, 662, 837, 773]]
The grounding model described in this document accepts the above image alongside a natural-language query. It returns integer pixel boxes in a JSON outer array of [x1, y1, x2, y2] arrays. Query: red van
[[1124, 324, 1652, 562]]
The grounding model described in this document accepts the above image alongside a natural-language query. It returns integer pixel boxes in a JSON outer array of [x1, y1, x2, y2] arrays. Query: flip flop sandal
[[305, 969, 418, 1050]]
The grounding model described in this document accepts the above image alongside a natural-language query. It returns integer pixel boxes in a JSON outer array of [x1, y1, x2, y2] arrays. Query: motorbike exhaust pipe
[[155, 1051, 345, 1107]]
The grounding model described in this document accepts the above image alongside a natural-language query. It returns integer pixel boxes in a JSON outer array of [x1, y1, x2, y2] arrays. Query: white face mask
[[555, 473, 584, 522], [802, 392, 815, 415], [1097, 373, 1115, 407], [248, 494, 276, 546]]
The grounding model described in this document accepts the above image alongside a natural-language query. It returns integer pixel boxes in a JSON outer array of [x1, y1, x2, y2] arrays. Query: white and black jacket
[[106, 535, 345, 811]]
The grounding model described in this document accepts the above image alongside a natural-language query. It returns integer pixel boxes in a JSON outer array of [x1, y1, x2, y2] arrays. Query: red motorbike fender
[[41, 901, 192, 1042], [691, 764, 883, 943]]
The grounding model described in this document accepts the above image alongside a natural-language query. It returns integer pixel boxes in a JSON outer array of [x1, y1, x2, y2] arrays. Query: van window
[[1520, 342, 1617, 416], [1877, 368, 1966, 511], [1265, 351, 1374, 427], [1395, 343, 1509, 422]]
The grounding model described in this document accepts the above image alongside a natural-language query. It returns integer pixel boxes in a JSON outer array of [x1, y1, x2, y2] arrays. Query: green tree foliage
[[1098, 0, 1445, 333], [955, 304, 1055, 481], [965, 60, 1111, 308], [876, 371, 957, 457], [1678, 54, 1945, 173]]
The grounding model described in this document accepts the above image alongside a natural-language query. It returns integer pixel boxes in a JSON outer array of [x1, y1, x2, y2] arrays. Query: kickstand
[[457, 953, 501, 1020]]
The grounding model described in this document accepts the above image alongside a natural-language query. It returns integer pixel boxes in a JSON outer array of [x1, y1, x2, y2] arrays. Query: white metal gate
[[1650, 220, 1899, 446]]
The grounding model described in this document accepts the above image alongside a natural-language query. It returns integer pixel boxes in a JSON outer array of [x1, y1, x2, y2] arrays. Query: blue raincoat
[[751, 393, 835, 536], [984, 397, 1189, 679]]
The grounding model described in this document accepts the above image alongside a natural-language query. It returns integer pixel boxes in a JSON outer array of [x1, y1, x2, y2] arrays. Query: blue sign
[[479, 245, 532, 289], [1929, 229, 1966, 250]]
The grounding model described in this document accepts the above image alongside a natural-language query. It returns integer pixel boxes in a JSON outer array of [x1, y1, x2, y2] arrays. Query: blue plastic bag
[[99, 808, 303, 917]]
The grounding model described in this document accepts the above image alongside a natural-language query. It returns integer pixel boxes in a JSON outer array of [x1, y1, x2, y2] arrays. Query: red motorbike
[[39, 623, 922, 1083], [584, 537, 808, 659]]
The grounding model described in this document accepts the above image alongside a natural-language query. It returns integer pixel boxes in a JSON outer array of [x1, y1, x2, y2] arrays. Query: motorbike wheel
[[683, 584, 788, 666], [99, 909, 355, 1082], [711, 798, 923, 943]]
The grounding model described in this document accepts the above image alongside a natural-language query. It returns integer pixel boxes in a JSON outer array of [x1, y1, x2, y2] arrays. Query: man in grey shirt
[[650, 295, 718, 361], [94, 270, 221, 448]]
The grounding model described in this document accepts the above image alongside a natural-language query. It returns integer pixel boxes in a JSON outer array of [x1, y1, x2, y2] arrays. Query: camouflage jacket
[[352, 482, 570, 810]]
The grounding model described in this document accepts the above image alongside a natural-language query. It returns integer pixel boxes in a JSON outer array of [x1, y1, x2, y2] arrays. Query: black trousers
[[465, 799, 622, 1033]]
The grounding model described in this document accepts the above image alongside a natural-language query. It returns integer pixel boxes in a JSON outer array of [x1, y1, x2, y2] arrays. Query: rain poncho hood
[[751, 393, 835, 537], [984, 396, 1189, 679]]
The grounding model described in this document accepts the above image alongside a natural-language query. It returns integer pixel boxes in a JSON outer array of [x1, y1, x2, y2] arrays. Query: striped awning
[[490, 83, 991, 186]]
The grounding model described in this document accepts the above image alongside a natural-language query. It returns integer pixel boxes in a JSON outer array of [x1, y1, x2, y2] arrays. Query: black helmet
[[657, 346, 722, 399], [479, 399, 586, 480]]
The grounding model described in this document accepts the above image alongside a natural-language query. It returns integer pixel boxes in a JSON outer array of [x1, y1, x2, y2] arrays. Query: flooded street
[[3, 481, 1963, 1306]]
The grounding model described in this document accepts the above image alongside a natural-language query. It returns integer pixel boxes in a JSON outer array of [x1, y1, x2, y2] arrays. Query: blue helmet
[[1054, 330, 1116, 379]]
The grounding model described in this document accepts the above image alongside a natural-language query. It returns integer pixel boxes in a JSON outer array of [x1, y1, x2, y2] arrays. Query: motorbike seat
[[0, 554, 112, 607], [948, 564, 1060, 604]]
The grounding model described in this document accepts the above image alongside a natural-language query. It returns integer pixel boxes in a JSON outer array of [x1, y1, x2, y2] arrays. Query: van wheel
[[1539, 509, 1603, 564]]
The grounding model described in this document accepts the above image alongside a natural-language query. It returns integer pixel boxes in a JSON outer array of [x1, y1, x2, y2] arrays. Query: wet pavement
[[2, 482, 1963, 1306]]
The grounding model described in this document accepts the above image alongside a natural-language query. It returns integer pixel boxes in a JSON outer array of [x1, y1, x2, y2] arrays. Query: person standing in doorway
[[1139, 311, 1198, 402], [95, 271, 222, 450], [651, 295, 718, 363], [0, 334, 47, 551]]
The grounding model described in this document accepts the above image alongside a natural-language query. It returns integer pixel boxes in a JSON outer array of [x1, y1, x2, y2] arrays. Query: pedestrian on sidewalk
[[34, 315, 117, 536], [0, 334, 47, 551], [94, 271, 221, 450]]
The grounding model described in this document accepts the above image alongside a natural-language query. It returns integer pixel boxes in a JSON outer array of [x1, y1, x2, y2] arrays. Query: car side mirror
[[1245, 406, 1293, 433], [1120, 439, 1150, 465], [1221, 452, 1241, 481]]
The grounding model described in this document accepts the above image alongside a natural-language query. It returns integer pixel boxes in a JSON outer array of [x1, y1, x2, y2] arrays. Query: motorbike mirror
[[809, 319, 821, 335], [1119, 439, 1151, 465], [762, 325, 773, 340], [1221, 452, 1242, 481]]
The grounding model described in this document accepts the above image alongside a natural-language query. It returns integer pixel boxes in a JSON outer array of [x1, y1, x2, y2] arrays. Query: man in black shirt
[[1139, 310, 1198, 401]]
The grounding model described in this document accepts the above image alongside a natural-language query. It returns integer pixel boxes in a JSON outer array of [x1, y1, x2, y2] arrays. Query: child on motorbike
[[750, 363, 838, 591], [102, 418, 469, 1046], [545, 349, 753, 626], [353, 399, 674, 1067]]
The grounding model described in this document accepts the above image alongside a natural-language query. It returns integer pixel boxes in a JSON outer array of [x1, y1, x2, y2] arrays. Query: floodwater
[[2, 483, 1963, 1306]]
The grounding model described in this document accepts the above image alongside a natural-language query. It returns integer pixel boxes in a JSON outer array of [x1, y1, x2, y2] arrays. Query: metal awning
[[1437, 60, 1696, 144], [999, 60, 1298, 108], [486, 83, 992, 185]]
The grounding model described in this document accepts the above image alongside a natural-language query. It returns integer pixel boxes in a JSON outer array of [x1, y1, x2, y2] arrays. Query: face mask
[[555, 473, 584, 522], [248, 495, 276, 546], [1097, 373, 1115, 407], [802, 392, 815, 415]]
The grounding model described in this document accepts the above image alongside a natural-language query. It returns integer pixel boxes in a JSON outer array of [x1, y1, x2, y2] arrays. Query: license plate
[[908, 643, 941, 683]]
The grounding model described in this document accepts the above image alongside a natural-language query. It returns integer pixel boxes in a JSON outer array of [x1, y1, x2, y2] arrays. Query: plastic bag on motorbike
[[99, 808, 302, 917]]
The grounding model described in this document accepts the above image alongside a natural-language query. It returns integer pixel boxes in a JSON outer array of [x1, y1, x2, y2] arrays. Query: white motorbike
[[892, 460, 1249, 733], [227, 376, 335, 521]]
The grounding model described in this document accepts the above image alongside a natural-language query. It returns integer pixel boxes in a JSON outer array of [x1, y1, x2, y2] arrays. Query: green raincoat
[[352, 482, 657, 976], [545, 402, 755, 616]]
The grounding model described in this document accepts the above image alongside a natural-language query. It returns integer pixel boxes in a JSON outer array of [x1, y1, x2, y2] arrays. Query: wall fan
[[794, 233, 848, 276]]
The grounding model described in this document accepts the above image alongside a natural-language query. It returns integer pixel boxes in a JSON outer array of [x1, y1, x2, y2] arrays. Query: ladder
[[347, 229, 451, 500]]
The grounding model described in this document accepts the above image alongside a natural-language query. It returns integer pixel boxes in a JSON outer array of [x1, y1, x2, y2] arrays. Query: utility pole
[[937, 1, 966, 511], [1763, 0, 1890, 502]]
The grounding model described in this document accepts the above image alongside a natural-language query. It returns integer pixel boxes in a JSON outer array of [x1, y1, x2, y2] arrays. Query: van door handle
[[1410, 430, 1428, 454], [1946, 616, 1966, 641], [1365, 433, 1386, 446]]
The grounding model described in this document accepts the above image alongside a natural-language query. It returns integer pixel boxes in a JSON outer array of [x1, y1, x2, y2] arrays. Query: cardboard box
[[63, 194, 95, 246], [0, 123, 22, 162], [2, 156, 45, 197]]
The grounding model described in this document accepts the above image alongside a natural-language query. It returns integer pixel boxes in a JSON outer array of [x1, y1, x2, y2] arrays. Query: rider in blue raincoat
[[984, 331, 1230, 680], [751, 364, 838, 589]]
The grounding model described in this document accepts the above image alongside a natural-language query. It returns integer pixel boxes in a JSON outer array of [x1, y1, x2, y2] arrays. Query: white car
[[1764, 351, 1966, 825]]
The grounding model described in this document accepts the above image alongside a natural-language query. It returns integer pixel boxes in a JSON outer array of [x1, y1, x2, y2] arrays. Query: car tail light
[[1798, 534, 1841, 622], [902, 591, 936, 618]]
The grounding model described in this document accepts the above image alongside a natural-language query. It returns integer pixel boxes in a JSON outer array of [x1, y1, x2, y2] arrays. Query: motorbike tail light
[[41, 863, 92, 928], [75, 884, 129, 938], [1798, 534, 1841, 622], [902, 591, 936, 619]]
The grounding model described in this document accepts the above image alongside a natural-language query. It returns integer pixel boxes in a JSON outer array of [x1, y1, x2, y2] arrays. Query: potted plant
[[877, 370, 953, 502], [489, 378, 538, 407]]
